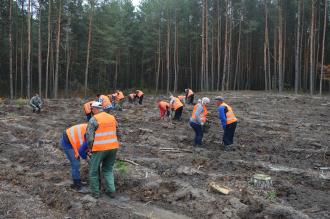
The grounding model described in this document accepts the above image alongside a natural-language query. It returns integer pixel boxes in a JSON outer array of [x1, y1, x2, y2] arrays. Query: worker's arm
[[218, 106, 227, 129], [86, 117, 99, 150], [78, 141, 89, 159], [29, 97, 36, 108]]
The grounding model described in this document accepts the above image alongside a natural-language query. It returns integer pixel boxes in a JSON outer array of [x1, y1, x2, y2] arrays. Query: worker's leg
[[160, 108, 165, 118], [176, 106, 183, 120], [139, 95, 144, 104], [102, 149, 118, 193], [89, 151, 105, 198], [190, 122, 203, 146], [223, 122, 237, 146]]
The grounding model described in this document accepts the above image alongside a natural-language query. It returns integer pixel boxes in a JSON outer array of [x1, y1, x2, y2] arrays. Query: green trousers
[[89, 149, 117, 197]]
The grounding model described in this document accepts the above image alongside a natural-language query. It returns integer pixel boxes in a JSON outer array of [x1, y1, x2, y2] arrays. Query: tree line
[[0, 0, 329, 99]]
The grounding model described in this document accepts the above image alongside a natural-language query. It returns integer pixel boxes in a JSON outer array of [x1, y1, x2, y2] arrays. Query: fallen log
[[209, 182, 232, 195]]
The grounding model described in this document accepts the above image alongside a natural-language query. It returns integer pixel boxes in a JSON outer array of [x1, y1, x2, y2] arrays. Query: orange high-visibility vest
[[191, 104, 208, 123], [171, 97, 183, 110], [99, 95, 111, 108], [92, 112, 119, 152], [116, 91, 125, 101], [66, 124, 87, 158], [221, 102, 237, 125], [159, 101, 169, 110], [136, 90, 144, 97], [178, 96, 186, 101], [83, 101, 93, 114], [187, 89, 194, 97]]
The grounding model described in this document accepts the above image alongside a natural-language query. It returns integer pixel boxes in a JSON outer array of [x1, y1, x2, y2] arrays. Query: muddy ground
[[0, 91, 329, 219]]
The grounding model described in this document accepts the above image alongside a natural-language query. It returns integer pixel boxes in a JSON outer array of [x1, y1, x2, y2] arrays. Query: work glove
[[200, 122, 204, 126]]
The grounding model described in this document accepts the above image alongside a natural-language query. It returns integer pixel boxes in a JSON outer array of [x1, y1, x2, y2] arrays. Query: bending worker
[[85, 102, 120, 199], [185, 89, 194, 105], [30, 93, 42, 113], [60, 123, 89, 193], [114, 90, 125, 111], [215, 96, 237, 151], [170, 95, 184, 120], [158, 100, 170, 119], [97, 94, 112, 113], [189, 97, 209, 146], [83, 101, 94, 121], [128, 93, 136, 104], [135, 90, 144, 105]]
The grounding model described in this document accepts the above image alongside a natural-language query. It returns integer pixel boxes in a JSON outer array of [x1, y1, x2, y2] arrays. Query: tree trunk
[[166, 17, 170, 94], [294, 0, 302, 94], [156, 23, 161, 94], [54, 0, 62, 99], [217, 0, 221, 91], [319, 0, 327, 95], [9, 0, 13, 99], [201, 0, 205, 91], [222, 0, 229, 91], [20, 0, 24, 98], [84, 0, 94, 96], [263, 0, 269, 91], [65, 16, 71, 97], [310, 0, 316, 95], [205, 0, 209, 91], [173, 11, 178, 93], [278, 0, 283, 92], [38, 0, 42, 96], [27, 0, 31, 98], [234, 12, 241, 91], [45, 0, 51, 99]]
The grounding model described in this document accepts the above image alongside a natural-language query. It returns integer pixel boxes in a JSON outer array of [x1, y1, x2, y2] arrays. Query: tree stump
[[252, 174, 272, 189]]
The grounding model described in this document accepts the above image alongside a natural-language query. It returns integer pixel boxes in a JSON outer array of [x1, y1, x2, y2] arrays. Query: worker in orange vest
[[83, 101, 94, 121], [60, 123, 89, 193], [135, 90, 144, 105], [189, 97, 210, 146], [178, 95, 186, 105], [97, 94, 113, 113], [185, 88, 194, 105], [114, 90, 125, 111], [158, 100, 170, 119], [215, 96, 238, 151], [85, 102, 120, 199], [170, 95, 184, 120], [128, 93, 136, 104]]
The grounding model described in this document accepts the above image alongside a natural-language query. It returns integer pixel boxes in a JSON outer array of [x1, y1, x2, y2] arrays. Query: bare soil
[[0, 91, 329, 219]]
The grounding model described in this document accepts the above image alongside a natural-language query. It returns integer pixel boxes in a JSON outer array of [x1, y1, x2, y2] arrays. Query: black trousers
[[188, 94, 194, 104], [223, 122, 237, 146], [173, 106, 183, 120], [139, 95, 144, 105]]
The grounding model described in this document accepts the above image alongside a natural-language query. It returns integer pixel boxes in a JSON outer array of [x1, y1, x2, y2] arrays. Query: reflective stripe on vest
[[92, 112, 119, 152], [66, 124, 87, 158], [187, 89, 193, 97], [83, 101, 93, 114], [100, 95, 111, 108], [221, 103, 237, 125], [171, 97, 183, 110], [191, 104, 208, 123]]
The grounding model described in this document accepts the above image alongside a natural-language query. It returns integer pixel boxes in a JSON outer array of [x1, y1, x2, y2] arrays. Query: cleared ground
[[0, 91, 329, 219]]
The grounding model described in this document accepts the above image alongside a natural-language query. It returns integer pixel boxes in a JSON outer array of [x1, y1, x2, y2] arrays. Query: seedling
[[266, 190, 277, 201], [115, 160, 127, 174]]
